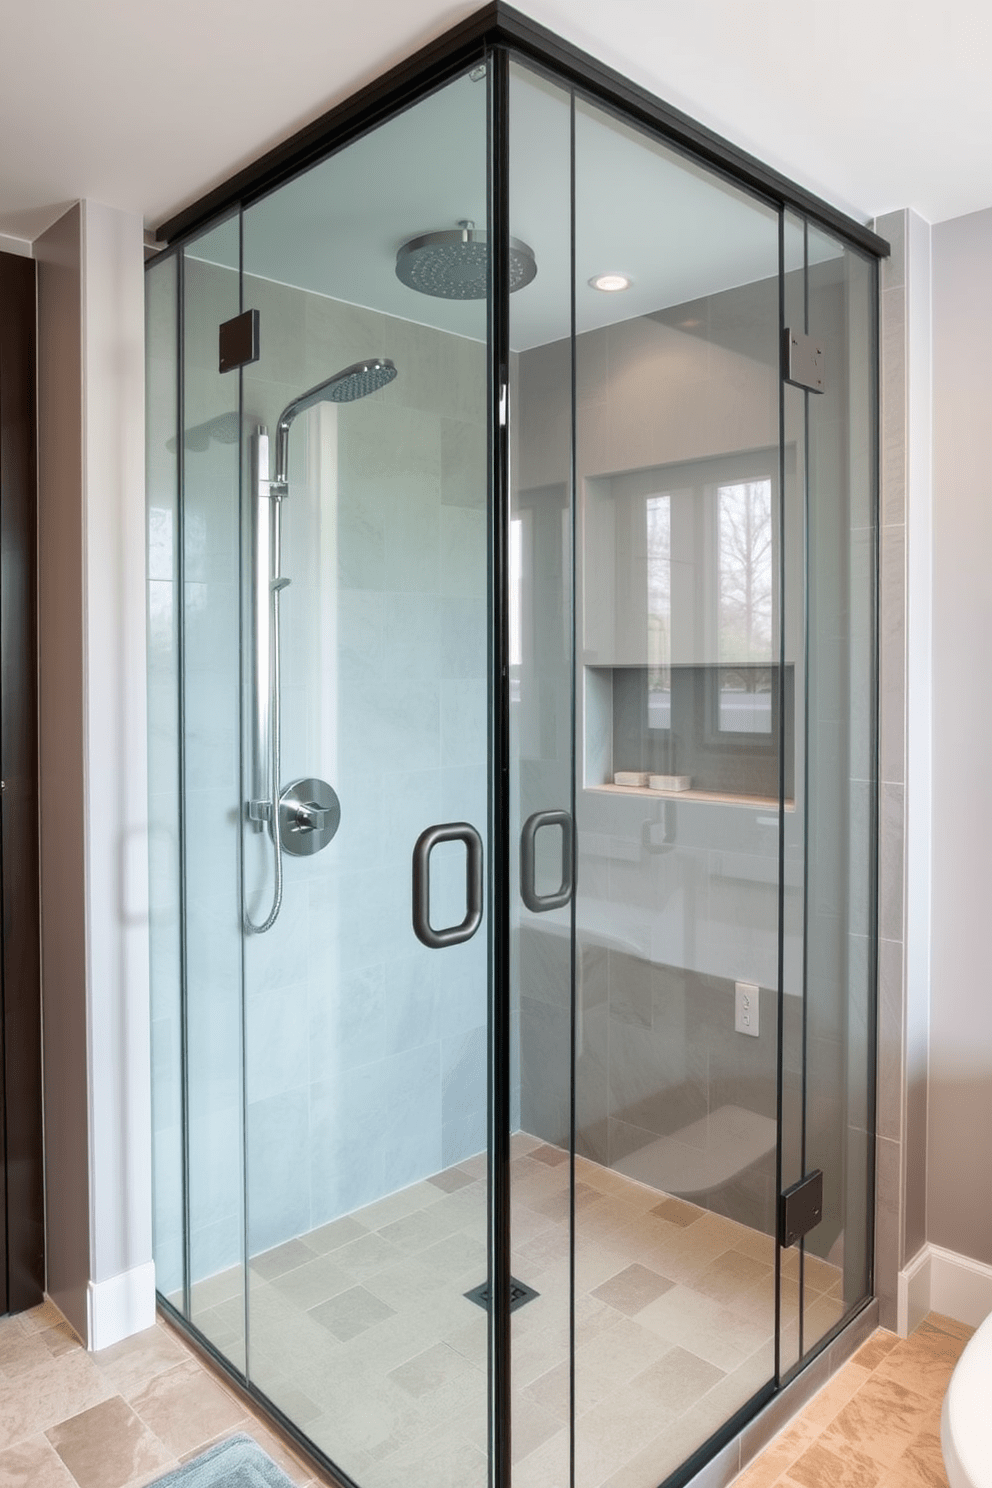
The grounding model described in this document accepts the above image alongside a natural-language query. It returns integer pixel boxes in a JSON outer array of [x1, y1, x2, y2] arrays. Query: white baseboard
[[898, 1243, 992, 1336], [86, 1260, 157, 1352]]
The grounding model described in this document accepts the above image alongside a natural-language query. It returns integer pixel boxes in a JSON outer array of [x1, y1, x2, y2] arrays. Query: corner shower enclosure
[[145, 9, 881, 1486]]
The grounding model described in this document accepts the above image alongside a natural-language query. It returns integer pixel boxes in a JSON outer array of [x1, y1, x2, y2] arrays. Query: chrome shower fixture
[[395, 220, 536, 300], [245, 356, 396, 936], [273, 358, 396, 487]]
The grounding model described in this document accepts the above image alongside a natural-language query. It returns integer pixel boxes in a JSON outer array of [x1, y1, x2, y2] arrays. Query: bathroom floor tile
[[92, 1324, 190, 1400], [735, 1313, 972, 1487], [250, 1238, 316, 1282], [128, 1359, 248, 1458], [0, 1434, 78, 1488], [650, 1196, 705, 1227], [46, 1396, 174, 1488], [590, 1262, 675, 1316], [1, 1148, 959, 1488], [309, 1285, 397, 1343]]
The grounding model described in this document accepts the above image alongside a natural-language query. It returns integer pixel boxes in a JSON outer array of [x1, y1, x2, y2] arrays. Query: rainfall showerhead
[[395, 220, 536, 300], [274, 357, 397, 485]]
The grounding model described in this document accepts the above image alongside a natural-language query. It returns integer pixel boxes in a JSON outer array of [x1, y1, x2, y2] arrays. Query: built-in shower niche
[[581, 446, 799, 805], [585, 662, 794, 805]]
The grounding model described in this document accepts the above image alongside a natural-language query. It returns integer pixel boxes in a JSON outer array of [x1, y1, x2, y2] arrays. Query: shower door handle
[[412, 823, 484, 949], [520, 809, 574, 913]]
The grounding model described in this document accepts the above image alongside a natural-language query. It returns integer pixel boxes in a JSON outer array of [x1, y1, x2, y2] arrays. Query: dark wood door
[[0, 249, 44, 1313]]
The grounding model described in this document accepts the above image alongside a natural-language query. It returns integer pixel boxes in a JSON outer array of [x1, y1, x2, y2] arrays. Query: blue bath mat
[[151, 1433, 297, 1487]]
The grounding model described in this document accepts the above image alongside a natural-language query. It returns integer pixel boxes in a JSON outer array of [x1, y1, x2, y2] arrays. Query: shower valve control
[[278, 777, 341, 857], [735, 981, 760, 1037]]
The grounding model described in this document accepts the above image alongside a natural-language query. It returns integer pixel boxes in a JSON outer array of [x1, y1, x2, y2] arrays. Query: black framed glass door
[[145, 17, 880, 1488]]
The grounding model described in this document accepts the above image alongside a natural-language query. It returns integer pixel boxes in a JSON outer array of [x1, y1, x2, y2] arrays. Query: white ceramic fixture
[[942, 1309, 992, 1488]]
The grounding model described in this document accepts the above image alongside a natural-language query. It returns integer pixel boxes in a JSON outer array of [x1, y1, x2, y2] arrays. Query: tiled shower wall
[[147, 256, 493, 1287]]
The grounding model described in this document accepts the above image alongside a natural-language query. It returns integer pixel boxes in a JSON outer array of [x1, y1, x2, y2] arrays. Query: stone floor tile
[[92, 1324, 189, 1400], [46, 1396, 174, 1488], [128, 1359, 248, 1458], [0, 1433, 78, 1487], [590, 1262, 675, 1316]]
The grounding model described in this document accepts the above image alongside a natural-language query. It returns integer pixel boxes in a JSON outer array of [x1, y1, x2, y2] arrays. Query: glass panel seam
[[177, 246, 192, 1322], [568, 81, 578, 1488], [487, 42, 512, 1488], [237, 205, 251, 1388], [774, 206, 787, 1385], [798, 217, 811, 1361]]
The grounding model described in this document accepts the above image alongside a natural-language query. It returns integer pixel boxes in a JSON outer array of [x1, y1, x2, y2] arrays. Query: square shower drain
[[464, 1276, 539, 1313]]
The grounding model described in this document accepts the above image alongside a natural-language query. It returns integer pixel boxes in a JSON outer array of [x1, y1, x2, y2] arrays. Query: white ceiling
[[228, 68, 786, 351], [1, 0, 991, 248]]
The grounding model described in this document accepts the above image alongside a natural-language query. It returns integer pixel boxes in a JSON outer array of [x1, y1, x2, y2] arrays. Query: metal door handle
[[412, 822, 484, 948], [520, 809, 574, 913]]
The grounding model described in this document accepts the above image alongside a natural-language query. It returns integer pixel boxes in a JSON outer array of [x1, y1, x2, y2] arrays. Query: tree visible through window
[[717, 478, 772, 732]]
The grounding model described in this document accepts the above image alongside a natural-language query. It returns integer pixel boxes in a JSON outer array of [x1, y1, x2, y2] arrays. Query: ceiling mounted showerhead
[[395, 220, 537, 300]]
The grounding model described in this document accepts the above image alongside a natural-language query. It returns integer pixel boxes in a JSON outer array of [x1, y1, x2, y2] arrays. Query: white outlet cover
[[735, 981, 760, 1037]]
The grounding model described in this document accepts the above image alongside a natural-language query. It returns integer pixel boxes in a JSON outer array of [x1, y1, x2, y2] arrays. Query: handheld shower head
[[273, 357, 397, 486]]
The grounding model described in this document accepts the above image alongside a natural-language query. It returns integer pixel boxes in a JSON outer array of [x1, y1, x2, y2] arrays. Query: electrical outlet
[[735, 981, 759, 1037]]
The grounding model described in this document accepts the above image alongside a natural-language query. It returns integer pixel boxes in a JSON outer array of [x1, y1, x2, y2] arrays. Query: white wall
[[929, 204, 992, 1270], [36, 199, 154, 1348]]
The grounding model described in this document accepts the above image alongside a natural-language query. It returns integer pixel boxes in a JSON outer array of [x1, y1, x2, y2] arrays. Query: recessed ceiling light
[[589, 273, 631, 292]]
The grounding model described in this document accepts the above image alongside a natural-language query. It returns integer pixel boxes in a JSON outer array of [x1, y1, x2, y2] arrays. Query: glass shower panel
[[181, 216, 247, 1365], [572, 97, 782, 1486], [800, 227, 876, 1355], [239, 69, 491, 1485], [779, 211, 808, 1375], [507, 60, 574, 1484], [146, 253, 184, 1308]]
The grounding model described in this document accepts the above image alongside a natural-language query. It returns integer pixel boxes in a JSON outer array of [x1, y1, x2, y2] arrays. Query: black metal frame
[[144, 10, 886, 1488], [155, 3, 887, 261], [487, 44, 513, 1488]]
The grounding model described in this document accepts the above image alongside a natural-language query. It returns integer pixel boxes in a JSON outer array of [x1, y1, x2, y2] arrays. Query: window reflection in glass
[[646, 493, 671, 729], [717, 478, 773, 733], [509, 515, 523, 702]]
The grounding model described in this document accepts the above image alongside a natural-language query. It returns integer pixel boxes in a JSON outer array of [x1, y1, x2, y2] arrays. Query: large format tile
[[636, 1284, 769, 1372], [46, 1396, 174, 1488], [782, 1439, 883, 1488], [0, 1350, 116, 1451], [871, 1315, 968, 1398], [309, 1285, 397, 1343], [590, 1262, 675, 1316], [92, 1324, 190, 1400], [0, 1322, 58, 1379], [0, 1434, 78, 1488], [631, 1346, 725, 1418], [128, 1359, 247, 1458], [817, 1372, 930, 1469]]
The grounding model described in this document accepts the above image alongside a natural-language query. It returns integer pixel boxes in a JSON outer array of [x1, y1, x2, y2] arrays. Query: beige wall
[[36, 204, 91, 1338], [36, 200, 153, 1348], [872, 208, 936, 1331], [929, 204, 992, 1268]]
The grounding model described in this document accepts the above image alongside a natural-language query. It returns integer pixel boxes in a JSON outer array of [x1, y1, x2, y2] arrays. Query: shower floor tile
[[186, 1134, 843, 1488]]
